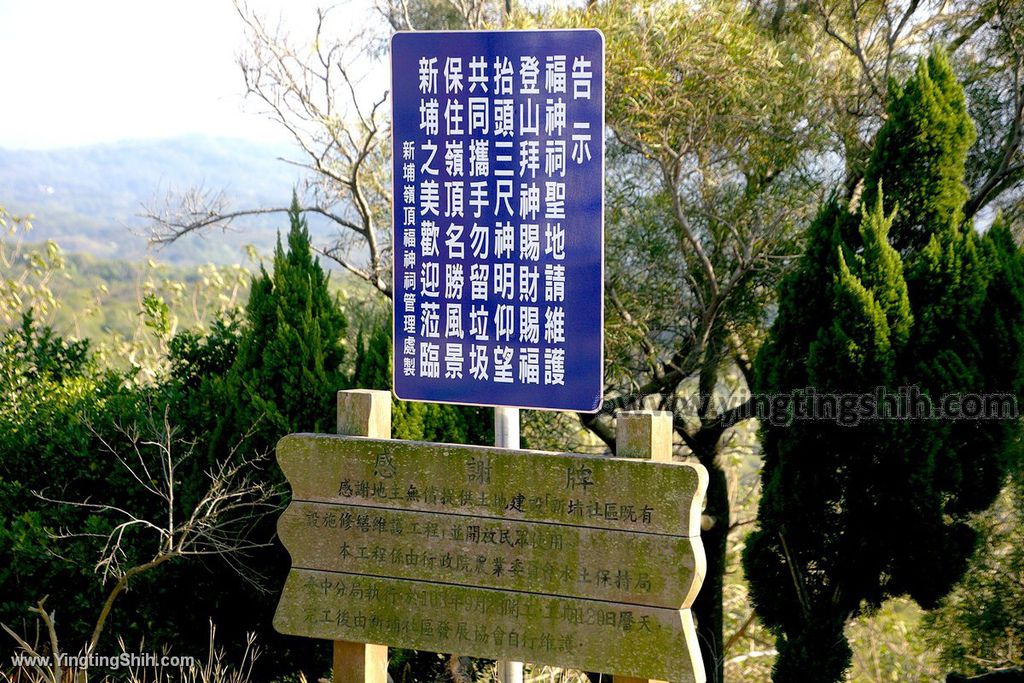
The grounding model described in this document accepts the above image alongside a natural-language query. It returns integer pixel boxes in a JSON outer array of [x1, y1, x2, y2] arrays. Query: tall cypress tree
[[224, 193, 348, 452], [178, 194, 351, 679], [746, 50, 1024, 682], [746, 191, 915, 681], [861, 50, 975, 256]]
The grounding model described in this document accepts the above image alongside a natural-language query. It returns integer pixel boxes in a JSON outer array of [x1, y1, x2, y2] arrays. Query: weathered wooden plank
[[276, 434, 707, 537], [278, 500, 703, 609], [614, 411, 675, 683], [273, 568, 705, 683], [333, 389, 391, 683], [337, 390, 391, 439]]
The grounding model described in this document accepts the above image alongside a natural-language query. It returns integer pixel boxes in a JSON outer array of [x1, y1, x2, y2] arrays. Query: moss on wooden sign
[[273, 434, 707, 683]]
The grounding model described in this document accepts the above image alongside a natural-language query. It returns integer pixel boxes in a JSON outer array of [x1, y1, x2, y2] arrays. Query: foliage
[[0, 212, 278, 669], [0, 314, 149, 644], [377, 0, 495, 33], [922, 466, 1024, 677], [0, 192, 492, 682], [0, 194, 350, 679], [718, 419, 777, 683], [351, 317, 492, 445], [862, 50, 976, 255], [800, 0, 1024, 222], [746, 191, 912, 681], [846, 598, 944, 683], [107, 259, 251, 379], [169, 315, 245, 390], [724, 448, 946, 683], [950, 0, 1024, 222], [515, 2, 838, 677], [155, 196, 351, 679], [0, 206, 65, 327], [1, 234, 253, 380], [746, 50, 1024, 682], [0, 312, 278, 680], [219, 193, 349, 454], [535, 0, 831, 399]]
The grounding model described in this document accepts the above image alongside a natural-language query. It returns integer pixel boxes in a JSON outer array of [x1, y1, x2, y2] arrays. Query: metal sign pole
[[495, 405, 520, 450], [495, 405, 523, 683]]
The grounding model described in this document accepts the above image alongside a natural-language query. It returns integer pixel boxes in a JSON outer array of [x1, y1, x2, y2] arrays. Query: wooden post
[[333, 390, 391, 683], [613, 410, 671, 683], [337, 389, 391, 441]]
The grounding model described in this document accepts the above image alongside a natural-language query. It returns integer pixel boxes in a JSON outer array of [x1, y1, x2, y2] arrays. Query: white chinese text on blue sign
[[391, 30, 604, 411]]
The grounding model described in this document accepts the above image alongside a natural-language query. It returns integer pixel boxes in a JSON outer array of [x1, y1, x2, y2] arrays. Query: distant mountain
[[0, 135, 339, 265]]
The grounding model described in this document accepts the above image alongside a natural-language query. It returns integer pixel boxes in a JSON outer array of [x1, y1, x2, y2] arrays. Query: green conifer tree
[[861, 50, 975, 255], [747, 192, 914, 681], [745, 51, 1024, 683], [191, 195, 351, 678], [224, 193, 348, 453]]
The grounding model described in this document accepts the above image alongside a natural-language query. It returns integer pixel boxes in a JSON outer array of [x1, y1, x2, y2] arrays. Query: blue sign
[[391, 29, 604, 412]]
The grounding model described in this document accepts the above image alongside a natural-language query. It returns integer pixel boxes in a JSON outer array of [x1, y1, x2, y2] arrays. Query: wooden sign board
[[273, 434, 708, 683]]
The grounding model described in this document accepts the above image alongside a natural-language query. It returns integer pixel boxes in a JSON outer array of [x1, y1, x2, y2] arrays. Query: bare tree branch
[[28, 406, 281, 660], [144, 2, 394, 297]]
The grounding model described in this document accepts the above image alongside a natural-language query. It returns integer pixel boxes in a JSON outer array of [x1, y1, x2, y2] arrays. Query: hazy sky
[[0, 0, 381, 149]]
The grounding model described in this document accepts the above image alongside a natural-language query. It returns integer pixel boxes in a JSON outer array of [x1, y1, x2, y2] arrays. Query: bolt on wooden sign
[[273, 433, 708, 683]]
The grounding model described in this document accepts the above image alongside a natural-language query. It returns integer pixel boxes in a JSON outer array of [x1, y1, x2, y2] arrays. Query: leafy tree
[[0, 313, 281, 683], [797, 0, 1024, 221], [0, 206, 64, 327], [920, 214, 1024, 680], [2, 199, 350, 679], [519, 1, 836, 675], [746, 190, 914, 681], [861, 49, 975, 255], [168, 314, 244, 391], [172, 195, 352, 678], [0, 314, 152, 645], [746, 51, 1024, 682], [956, 1, 1024, 223], [845, 598, 944, 683]]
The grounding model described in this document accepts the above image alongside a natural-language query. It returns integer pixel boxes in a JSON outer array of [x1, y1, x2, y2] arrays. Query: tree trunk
[[692, 450, 729, 683]]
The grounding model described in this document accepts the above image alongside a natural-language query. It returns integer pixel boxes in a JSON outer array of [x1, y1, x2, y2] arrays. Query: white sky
[[0, 0, 383, 149]]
